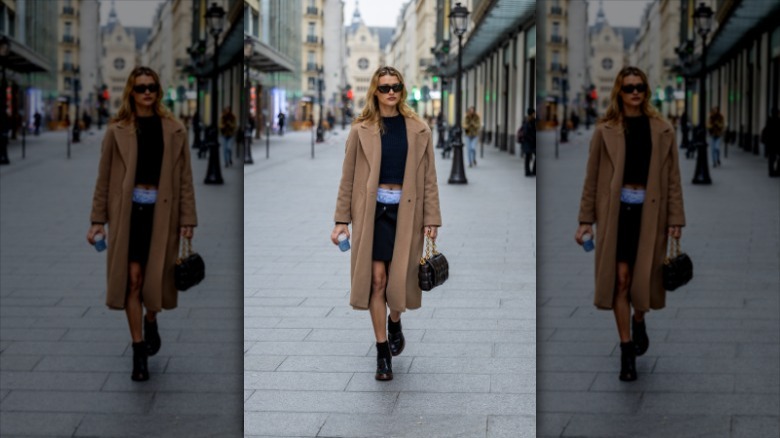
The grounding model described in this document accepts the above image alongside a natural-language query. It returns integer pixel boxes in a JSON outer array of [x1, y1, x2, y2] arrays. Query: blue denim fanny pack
[[377, 188, 402, 205], [132, 188, 158, 204], [620, 188, 645, 204]]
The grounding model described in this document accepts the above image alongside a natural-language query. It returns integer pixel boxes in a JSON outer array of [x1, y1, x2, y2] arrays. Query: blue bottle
[[94, 233, 107, 252], [338, 234, 350, 252], [582, 233, 594, 252]]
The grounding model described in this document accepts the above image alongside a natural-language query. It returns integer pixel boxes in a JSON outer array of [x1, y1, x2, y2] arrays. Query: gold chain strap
[[178, 237, 192, 262], [665, 237, 681, 262], [419, 236, 439, 265]]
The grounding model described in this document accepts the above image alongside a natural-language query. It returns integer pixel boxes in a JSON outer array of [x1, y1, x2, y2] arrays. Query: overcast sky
[[587, 0, 654, 28], [343, 0, 409, 28], [100, 0, 165, 27]]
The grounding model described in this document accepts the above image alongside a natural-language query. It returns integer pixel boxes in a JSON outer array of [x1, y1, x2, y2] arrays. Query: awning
[[245, 35, 295, 73], [0, 35, 51, 74], [440, 0, 535, 77], [700, 0, 780, 72], [191, 19, 245, 77]]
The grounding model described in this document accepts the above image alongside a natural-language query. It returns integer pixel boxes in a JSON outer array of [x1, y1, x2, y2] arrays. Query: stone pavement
[[536, 127, 780, 437], [0, 127, 243, 436], [244, 127, 536, 437]]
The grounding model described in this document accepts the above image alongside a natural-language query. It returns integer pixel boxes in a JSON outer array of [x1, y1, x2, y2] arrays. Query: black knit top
[[134, 115, 164, 186], [623, 115, 652, 186], [379, 115, 408, 185]]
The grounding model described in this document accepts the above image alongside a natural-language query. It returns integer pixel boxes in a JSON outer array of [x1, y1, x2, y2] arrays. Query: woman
[[331, 66, 442, 381], [707, 106, 725, 167], [87, 66, 197, 382], [574, 66, 685, 382], [220, 106, 237, 167], [521, 108, 537, 177], [463, 106, 480, 167]]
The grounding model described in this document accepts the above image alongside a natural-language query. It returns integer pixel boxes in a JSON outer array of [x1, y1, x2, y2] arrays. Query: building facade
[[588, 1, 637, 114], [299, 0, 324, 124], [345, 4, 382, 111], [321, 0, 344, 126]]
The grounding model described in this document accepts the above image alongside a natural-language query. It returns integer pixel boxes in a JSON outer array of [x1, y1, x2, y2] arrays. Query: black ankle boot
[[387, 316, 405, 357], [619, 341, 637, 382], [131, 341, 150, 382], [632, 317, 649, 356], [144, 318, 161, 356], [375, 341, 393, 381]]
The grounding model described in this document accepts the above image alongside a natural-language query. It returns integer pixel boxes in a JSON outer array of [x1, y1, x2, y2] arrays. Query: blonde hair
[[354, 65, 420, 134], [599, 66, 661, 129], [111, 66, 173, 126]]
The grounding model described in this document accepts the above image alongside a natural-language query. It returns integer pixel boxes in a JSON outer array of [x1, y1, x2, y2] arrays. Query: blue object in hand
[[582, 234, 594, 252], [94, 234, 107, 252], [338, 234, 350, 252]]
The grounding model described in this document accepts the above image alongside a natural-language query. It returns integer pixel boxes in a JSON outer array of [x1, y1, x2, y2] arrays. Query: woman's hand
[[424, 226, 438, 241], [87, 224, 106, 245], [331, 224, 350, 245], [180, 226, 194, 239], [668, 226, 682, 239], [575, 223, 594, 245]]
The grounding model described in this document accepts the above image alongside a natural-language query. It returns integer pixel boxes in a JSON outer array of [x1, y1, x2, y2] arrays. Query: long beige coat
[[90, 117, 197, 311], [334, 116, 442, 312], [578, 117, 685, 311]]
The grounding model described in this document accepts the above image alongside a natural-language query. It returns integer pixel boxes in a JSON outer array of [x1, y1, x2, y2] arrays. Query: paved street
[[0, 127, 243, 436], [536, 126, 780, 437], [244, 127, 536, 437]]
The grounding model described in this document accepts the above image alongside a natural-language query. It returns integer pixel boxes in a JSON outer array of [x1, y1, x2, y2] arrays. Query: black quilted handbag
[[418, 236, 448, 291], [175, 237, 205, 291], [663, 237, 693, 291]]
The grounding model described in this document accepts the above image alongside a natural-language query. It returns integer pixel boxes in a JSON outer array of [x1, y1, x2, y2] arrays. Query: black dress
[[128, 115, 164, 265]]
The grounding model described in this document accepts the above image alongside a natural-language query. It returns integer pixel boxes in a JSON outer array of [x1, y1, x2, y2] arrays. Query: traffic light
[[676, 75, 683, 84], [346, 89, 353, 100], [432, 76, 439, 83], [412, 86, 421, 101]]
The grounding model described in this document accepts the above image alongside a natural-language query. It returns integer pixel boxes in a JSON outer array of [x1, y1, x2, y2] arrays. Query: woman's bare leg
[[613, 262, 632, 343], [369, 261, 389, 342], [126, 262, 144, 343]]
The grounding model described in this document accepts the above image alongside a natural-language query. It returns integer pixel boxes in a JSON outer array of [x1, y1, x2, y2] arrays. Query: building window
[[64, 77, 72, 91], [552, 22, 559, 36], [552, 77, 560, 90], [361, 36, 366, 42], [308, 22, 315, 37], [358, 58, 369, 70], [602, 58, 613, 70], [308, 51, 316, 64], [114, 58, 126, 70], [308, 77, 316, 91], [64, 50, 72, 64], [65, 22, 72, 37], [253, 10, 259, 38]]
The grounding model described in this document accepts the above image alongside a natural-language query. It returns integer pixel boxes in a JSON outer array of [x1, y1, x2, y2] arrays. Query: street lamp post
[[204, 2, 225, 185], [316, 66, 324, 143], [447, 2, 469, 184], [692, 2, 713, 185], [0, 35, 11, 165], [560, 66, 569, 143], [72, 66, 81, 143], [676, 38, 694, 155], [188, 40, 205, 152], [243, 36, 254, 164]]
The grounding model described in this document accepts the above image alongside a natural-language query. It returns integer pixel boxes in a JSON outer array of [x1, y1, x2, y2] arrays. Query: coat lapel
[[114, 122, 137, 186], [357, 121, 381, 172], [602, 123, 624, 190], [645, 117, 671, 196]]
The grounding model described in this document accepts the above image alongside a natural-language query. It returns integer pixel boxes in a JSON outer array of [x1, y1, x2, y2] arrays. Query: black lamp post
[[188, 39, 206, 153], [560, 66, 569, 143], [72, 66, 81, 143], [448, 2, 469, 184], [692, 2, 713, 185], [0, 35, 11, 165], [243, 36, 254, 164], [204, 2, 225, 185], [316, 66, 324, 143]]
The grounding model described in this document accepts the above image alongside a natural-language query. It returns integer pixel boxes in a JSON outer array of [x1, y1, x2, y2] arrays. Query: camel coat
[[334, 116, 442, 312], [578, 117, 685, 311], [90, 117, 197, 311]]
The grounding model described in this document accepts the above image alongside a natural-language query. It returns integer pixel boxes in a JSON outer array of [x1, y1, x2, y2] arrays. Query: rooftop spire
[[108, 0, 118, 25], [352, 0, 362, 25], [595, 0, 607, 25]]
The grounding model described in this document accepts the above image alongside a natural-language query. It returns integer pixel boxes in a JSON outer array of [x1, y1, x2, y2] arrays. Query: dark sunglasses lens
[[391, 84, 403, 92], [134, 84, 158, 93], [377, 84, 403, 94], [377, 85, 390, 93], [623, 84, 646, 93]]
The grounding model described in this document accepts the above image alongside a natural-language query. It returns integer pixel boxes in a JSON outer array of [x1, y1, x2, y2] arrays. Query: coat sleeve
[[178, 129, 198, 227], [667, 131, 686, 227], [334, 127, 359, 224], [423, 131, 442, 227], [578, 126, 603, 224], [90, 126, 115, 224]]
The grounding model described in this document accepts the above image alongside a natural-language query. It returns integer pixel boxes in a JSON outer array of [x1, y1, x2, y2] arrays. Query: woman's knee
[[128, 264, 143, 294]]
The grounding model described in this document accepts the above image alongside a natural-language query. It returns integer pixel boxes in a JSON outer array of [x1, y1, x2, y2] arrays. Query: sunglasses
[[133, 84, 159, 94], [377, 83, 404, 94], [621, 83, 647, 94]]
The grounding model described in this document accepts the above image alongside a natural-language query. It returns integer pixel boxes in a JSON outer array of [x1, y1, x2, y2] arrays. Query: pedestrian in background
[[277, 111, 285, 136], [575, 66, 685, 382], [763, 107, 780, 177], [331, 65, 442, 381], [464, 106, 480, 167], [87, 66, 198, 382], [220, 106, 237, 167], [707, 106, 725, 167], [33, 111, 42, 135], [327, 110, 335, 132], [521, 108, 537, 176]]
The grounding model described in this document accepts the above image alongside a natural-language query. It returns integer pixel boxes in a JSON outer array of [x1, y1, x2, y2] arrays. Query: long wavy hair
[[354, 65, 420, 134], [111, 66, 173, 126], [598, 66, 661, 129]]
